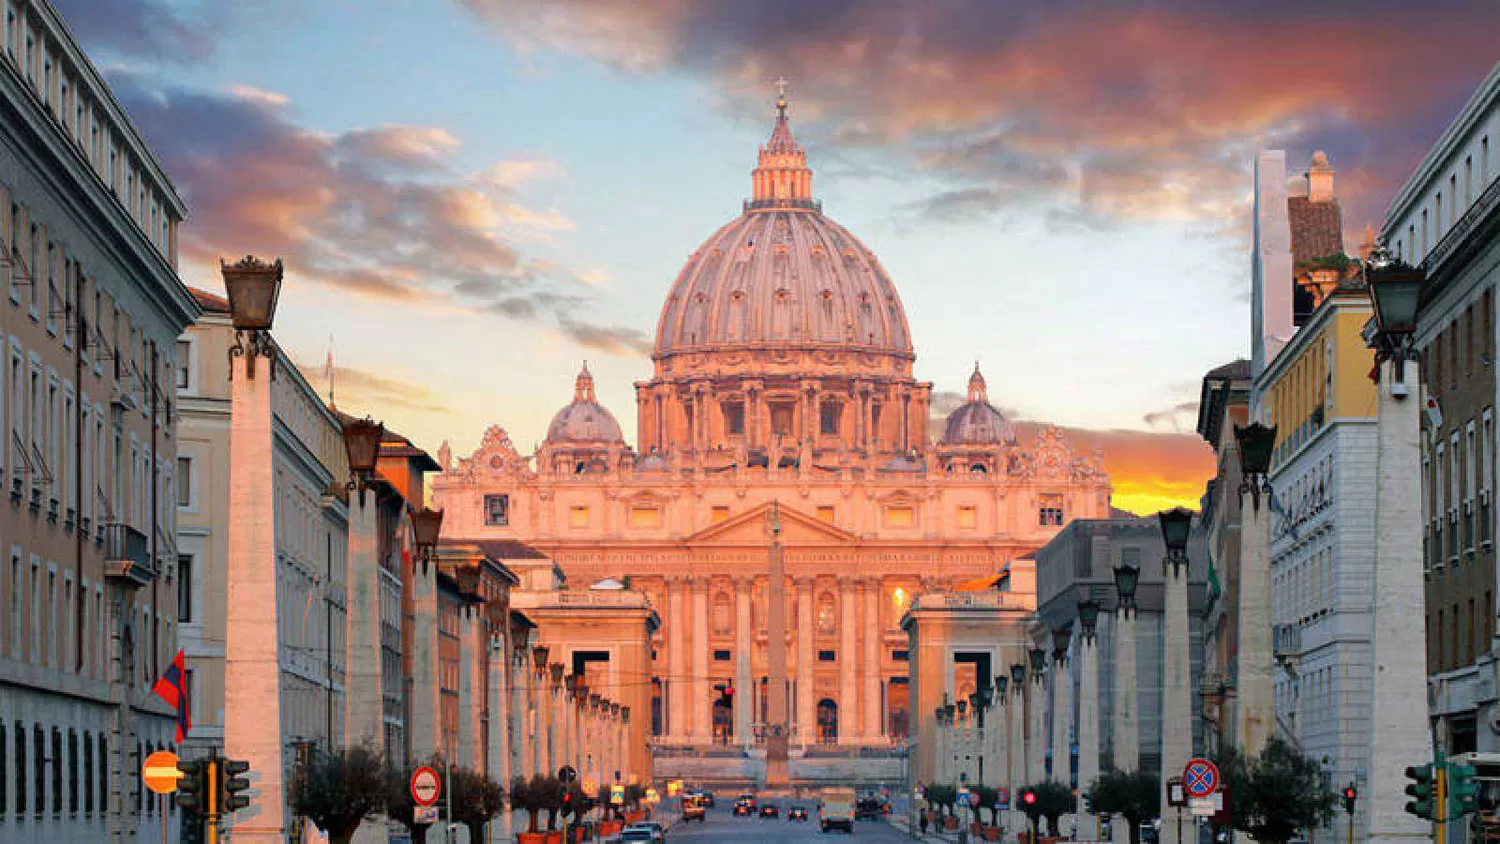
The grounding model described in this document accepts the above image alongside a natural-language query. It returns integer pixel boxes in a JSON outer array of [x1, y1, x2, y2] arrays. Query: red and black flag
[[152, 650, 192, 743]]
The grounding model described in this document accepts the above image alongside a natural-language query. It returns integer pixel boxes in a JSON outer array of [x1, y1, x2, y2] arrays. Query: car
[[856, 797, 883, 820], [759, 803, 779, 818], [788, 806, 809, 822], [682, 798, 706, 822], [700, 789, 716, 807], [738, 793, 757, 809], [625, 822, 667, 842], [733, 799, 754, 817], [611, 829, 655, 844]]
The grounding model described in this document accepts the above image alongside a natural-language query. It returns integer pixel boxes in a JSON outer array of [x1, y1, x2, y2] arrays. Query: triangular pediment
[[685, 501, 856, 545]]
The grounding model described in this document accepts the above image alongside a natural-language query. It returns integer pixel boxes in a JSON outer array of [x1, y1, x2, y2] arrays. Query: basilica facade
[[430, 92, 1112, 757]]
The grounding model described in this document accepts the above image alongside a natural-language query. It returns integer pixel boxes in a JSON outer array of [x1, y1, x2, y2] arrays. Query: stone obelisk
[[765, 501, 791, 787]]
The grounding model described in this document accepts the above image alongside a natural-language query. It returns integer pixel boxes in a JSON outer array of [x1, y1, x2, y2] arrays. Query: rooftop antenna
[[325, 335, 336, 409]]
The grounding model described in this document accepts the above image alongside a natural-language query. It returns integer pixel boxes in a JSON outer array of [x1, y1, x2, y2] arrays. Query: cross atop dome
[[752, 78, 815, 210], [967, 362, 989, 404], [574, 362, 596, 403]]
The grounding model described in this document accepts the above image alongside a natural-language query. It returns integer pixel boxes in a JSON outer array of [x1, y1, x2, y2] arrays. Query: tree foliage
[[290, 744, 386, 844], [1089, 769, 1160, 844], [971, 784, 1000, 825], [1222, 738, 1336, 844], [925, 783, 958, 817], [1020, 781, 1075, 836], [449, 767, 505, 843]]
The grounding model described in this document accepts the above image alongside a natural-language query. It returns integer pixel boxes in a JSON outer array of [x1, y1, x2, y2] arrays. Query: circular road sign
[[142, 750, 183, 795], [996, 787, 1010, 807], [410, 766, 441, 807], [968, 791, 981, 808], [1182, 758, 1221, 799]]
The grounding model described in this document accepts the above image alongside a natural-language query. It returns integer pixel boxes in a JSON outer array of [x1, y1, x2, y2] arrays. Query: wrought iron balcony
[[103, 523, 154, 587]]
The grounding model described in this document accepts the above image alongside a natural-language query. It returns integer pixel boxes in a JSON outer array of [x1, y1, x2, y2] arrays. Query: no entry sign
[[142, 750, 183, 795], [1182, 758, 1221, 799], [410, 766, 441, 807]]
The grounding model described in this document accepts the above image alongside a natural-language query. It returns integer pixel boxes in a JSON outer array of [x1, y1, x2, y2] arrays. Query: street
[[665, 802, 911, 842]]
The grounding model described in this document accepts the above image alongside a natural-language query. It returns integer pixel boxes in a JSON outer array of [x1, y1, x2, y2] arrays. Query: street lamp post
[[1027, 647, 1047, 786], [1076, 599, 1101, 839], [1112, 560, 1141, 844], [1158, 507, 1193, 844], [221, 255, 290, 842], [1362, 248, 1434, 844], [1234, 420, 1277, 757]]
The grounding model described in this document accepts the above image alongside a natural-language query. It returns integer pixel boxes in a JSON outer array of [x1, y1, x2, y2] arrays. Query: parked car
[[760, 803, 780, 818], [682, 797, 706, 822], [733, 798, 755, 817], [610, 829, 655, 843], [788, 806, 809, 822], [855, 797, 883, 820], [697, 789, 716, 807]]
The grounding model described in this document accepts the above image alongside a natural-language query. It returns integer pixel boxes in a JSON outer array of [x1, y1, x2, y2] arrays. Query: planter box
[[624, 810, 646, 823], [982, 825, 1002, 841], [516, 834, 548, 844], [544, 833, 562, 844], [944, 816, 959, 831], [598, 820, 623, 837]]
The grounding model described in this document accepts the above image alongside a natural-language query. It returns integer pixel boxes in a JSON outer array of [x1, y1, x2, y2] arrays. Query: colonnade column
[[533, 647, 551, 777], [1026, 648, 1046, 785], [1076, 608, 1100, 840], [1159, 534, 1191, 844], [838, 576, 858, 744], [667, 577, 687, 742], [514, 647, 534, 778], [457, 606, 484, 770], [861, 579, 882, 741], [796, 577, 815, 744], [735, 577, 753, 748], [691, 578, 711, 743], [550, 666, 567, 775]]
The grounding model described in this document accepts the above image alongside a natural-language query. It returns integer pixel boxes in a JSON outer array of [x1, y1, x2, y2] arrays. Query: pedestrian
[[919, 809, 930, 834]]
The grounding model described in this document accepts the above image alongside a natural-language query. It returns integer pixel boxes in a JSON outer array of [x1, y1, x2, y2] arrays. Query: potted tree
[[289, 744, 386, 844], [1222, 738, 1336, 844], [1089, 769, 1159, 844], [596, 784, 624, 837], [623, 783, 647, 824], [926, 784, 959, 831], [533, 775, 565, 843], [449, 767, 505, 844], [971, 785, 1001, 840], [511, 776, 548, 844]]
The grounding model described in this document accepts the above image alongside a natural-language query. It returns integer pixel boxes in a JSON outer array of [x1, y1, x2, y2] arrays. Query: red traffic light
[[725, 685, 735, 698], [1343, 787, 1357, 800], [1022, 791, 1037, 805]]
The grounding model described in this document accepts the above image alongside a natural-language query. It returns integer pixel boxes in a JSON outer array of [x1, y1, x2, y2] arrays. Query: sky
[[50, 0, 1500, 515]]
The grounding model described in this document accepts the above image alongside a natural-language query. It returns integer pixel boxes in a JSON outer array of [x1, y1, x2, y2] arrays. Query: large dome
[[653, 93, 912, 360]]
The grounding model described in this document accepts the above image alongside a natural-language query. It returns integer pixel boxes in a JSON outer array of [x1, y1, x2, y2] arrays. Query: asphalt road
[[666, 802, 911, 842]]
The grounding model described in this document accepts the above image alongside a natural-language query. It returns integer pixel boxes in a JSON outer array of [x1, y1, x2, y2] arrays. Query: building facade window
[[628, 505, 661, 528], [568, 505, 589, 528], [957, 505, 977, 528], [819, 401, 841, 435], [710, 505, 729, 524], [1039, 493, 1065, 526], [177, 554, 192, 623], [483, 494, 509, 526], [175, 456, 190, 508], [815, 505, 834, 523], [884, 505, 913, 528], [722, 401, 744, 436], [817, 649, 836, 662]]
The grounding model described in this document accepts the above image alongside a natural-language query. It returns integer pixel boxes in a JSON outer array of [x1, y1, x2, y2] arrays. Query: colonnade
[[657, 573, 895, 746]]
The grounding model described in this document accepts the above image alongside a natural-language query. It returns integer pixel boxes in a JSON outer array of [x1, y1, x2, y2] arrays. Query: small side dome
[[941, 364, 1015, 445], [546, 364, 624, 444]]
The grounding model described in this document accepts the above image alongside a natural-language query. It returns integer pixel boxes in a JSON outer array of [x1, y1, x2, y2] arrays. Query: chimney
[[1307, 151, 1335, 202]]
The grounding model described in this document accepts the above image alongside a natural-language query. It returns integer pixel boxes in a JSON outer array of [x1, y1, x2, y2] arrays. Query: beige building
[[175, 288, 350, 761], [0, 1, 201, 841]]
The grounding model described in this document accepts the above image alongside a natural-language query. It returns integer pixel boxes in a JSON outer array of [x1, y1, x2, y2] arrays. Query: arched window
[[817, 698, 839, 744]]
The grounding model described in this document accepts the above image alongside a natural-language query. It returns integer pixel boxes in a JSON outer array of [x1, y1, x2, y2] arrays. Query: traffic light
[[715, 683, 735, 709], [1404, 764, 1435, 820], [1449, 761, 1479, 819], [1341, 784, 1357, 814], [1021, 790, 1037, 808], [221, 758, 252, 812], [175, 759, 207, 813], [1081, 793, 1093, 814]]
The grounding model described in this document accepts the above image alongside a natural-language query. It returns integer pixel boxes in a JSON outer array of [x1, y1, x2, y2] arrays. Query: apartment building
[[0, 1, 200, 842]]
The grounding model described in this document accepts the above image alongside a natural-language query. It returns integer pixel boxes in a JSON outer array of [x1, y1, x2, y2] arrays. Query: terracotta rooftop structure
[[189, 286, 230, 314]]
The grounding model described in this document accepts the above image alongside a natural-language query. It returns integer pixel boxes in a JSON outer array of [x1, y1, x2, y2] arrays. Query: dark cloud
[[463, 0, 1500, 234], [108, 74, 649, 358], [52, 0, 224, 63], [1143, 400, 1202, 433]]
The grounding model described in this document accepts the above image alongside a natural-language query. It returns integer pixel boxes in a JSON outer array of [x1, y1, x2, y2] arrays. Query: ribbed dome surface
[[942, 402, 1014, 445], [546, 364, 624, 444], [941, 365, 1014, 444], [654, 210, 912, 357]]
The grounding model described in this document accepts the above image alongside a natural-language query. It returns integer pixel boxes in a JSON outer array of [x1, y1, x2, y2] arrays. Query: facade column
[[1159, 549, 1191, 844], [934, 710, 949, 784], [691, 578, 711, 743], [796, 577, 815, 744], [734, 576, 753, 748], [410, 554, 441, 761], [838, 576, 859, 744], [222, 307, 287, 842], [862, 579, 883, 741], [1077, 623, 1100, 840], [513, 646, 534, 779], [1366, 357, 1434, 843], [667, 577, 687, 742], [1236, 495, 1274, 754], [1049, 635, 1070, 787]]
